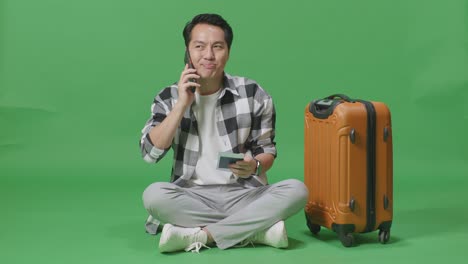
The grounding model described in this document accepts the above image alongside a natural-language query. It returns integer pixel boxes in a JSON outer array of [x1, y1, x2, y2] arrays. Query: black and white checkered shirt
[[140, 73, 277, 182]]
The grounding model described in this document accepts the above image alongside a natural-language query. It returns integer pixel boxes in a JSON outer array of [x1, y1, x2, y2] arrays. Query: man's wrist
[[174, 101, 190, 113], [253, 158, 262, 176]]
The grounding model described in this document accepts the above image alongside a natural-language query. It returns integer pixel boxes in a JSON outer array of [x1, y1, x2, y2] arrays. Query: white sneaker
[[246, 221, 289, 248], [159, 224, 210, 253]]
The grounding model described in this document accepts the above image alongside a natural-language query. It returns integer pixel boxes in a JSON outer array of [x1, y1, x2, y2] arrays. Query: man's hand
[[177, 64, 200, 108], [229, 156, 257, 178]]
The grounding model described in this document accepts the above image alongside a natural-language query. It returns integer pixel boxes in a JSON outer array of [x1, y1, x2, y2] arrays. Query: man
[[140, 13, 308, 253]]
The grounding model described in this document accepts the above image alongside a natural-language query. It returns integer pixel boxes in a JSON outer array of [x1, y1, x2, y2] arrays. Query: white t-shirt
[[190, 89, 238, 185]]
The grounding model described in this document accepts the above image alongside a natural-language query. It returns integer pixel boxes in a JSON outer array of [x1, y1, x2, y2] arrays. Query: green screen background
[[1, 0, 467, 263]]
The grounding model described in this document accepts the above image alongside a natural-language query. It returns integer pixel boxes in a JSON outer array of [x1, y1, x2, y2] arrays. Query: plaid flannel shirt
[[139, 73, 277, 183]]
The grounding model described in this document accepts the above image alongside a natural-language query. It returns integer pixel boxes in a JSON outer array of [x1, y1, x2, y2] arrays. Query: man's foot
[[247, 221, 289, 248], [159, 224, 210, 253]]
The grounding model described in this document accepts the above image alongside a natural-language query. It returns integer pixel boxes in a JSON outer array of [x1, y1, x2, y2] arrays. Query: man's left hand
[[228, 157, 256, 178]]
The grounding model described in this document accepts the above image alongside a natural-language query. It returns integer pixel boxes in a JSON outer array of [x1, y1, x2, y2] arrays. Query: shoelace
[[235, 231, 263, 248], [234, 240, 255, 248], [184, 242, 210, 253]]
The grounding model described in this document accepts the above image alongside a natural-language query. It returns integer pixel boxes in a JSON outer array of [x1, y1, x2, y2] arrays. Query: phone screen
[[184, 50, 196, 93]]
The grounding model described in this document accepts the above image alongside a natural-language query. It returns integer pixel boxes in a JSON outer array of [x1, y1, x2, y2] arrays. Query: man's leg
[[142, 182, 228, 227], [143, 179, 308, 251], [204, 179, 309, 249], [143, 182, 228, 252]]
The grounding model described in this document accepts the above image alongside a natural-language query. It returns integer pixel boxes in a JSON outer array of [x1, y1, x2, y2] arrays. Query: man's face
[[188, 23, 229, 81]]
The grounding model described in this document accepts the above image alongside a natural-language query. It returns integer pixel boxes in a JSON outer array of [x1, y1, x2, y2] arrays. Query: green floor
[[2, 157, 467, 264]]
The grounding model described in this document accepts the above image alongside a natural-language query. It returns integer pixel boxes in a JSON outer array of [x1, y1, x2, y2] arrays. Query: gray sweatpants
[[142, 179, 308, 249]]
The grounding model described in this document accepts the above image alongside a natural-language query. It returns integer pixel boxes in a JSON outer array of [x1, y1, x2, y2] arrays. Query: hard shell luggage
[[303, 94, 393, 247]]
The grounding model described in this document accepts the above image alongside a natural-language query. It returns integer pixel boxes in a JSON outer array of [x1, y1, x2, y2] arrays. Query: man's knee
[[279, 179, 309, 208], [142, 182, 176, 210]]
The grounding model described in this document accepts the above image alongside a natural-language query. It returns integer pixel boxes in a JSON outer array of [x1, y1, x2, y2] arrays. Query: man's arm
[[148, 102, 188, 149], [140, 65, 200, 163], [229, 85, 277, 178]]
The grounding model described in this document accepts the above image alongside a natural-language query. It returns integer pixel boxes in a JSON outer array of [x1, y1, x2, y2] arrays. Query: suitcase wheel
[[305, 212, 321, 235], [308, 223, 321, 235], [378, 229, 390, 244], [338, 232, 355, 247]]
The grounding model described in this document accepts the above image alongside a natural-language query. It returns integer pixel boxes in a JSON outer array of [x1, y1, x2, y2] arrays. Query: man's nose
[[203, 48, 215, 60]]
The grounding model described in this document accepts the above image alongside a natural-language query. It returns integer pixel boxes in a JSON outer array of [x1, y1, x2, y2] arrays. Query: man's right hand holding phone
[[177, 64, 200, 108]]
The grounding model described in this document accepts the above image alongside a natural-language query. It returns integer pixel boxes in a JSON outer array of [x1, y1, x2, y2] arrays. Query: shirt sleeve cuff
[[141, 133, 167, 163]]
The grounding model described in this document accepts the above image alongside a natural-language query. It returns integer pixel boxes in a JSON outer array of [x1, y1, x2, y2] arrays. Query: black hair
[[183, 13, 233, 50]]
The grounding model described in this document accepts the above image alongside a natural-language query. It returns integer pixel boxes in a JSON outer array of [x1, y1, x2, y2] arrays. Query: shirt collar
[[220, 73, 240, 97]]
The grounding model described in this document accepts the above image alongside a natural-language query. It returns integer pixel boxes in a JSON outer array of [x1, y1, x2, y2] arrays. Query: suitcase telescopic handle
[[309, 94, 355, 119], [326, 94, 355, 102]]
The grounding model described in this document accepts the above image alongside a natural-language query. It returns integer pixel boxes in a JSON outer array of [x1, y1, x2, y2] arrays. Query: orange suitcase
[[304, 94, 393, 247]]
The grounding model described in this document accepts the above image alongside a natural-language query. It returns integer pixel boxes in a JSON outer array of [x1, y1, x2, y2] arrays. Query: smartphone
[[217, 152, 244, 171], [184, 50, 197, 93]]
